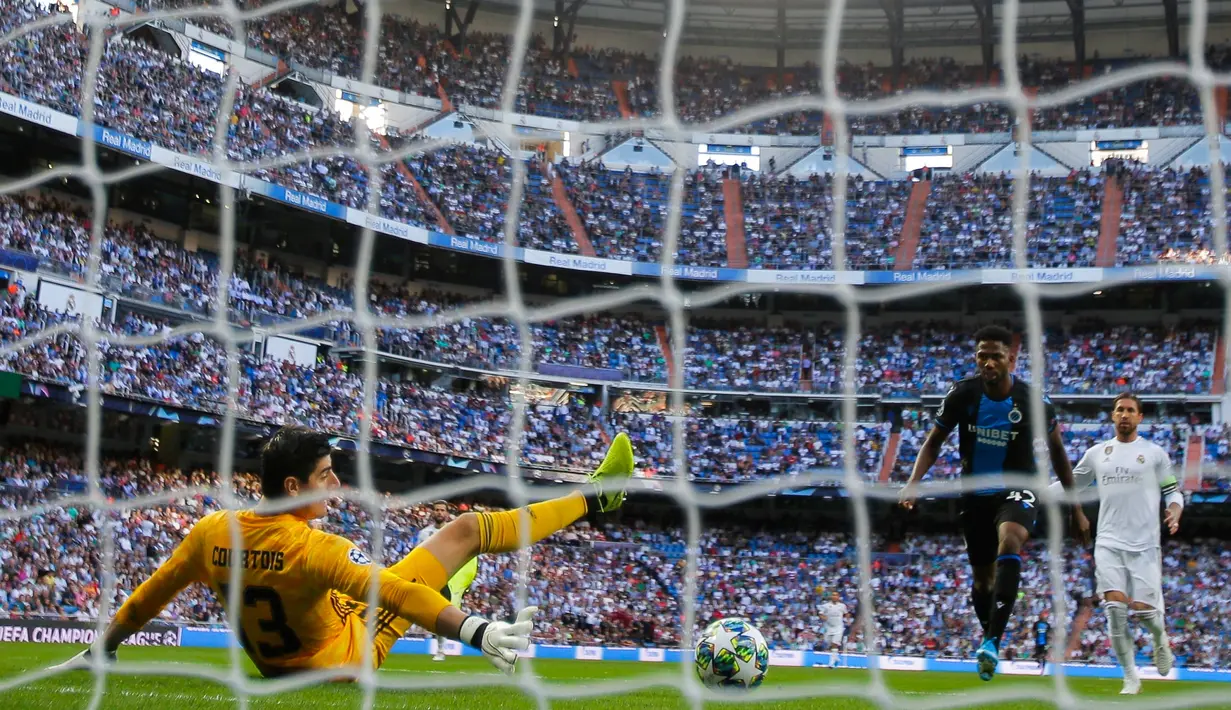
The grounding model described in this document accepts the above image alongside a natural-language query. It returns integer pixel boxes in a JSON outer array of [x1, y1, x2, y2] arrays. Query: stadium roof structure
[[416, 0, 1224, 55]]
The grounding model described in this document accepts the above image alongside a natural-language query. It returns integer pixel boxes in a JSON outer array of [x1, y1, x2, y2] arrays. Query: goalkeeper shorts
[[309, 546, 450, 671]]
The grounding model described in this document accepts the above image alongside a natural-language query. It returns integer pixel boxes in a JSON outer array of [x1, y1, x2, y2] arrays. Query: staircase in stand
[[798, 334, 814, 393], [878, 432, 901, 484], [722, 178, 748, 268], [653, 325, 675, 384], [436, 82, 454, 113], [543, 163, 596, 257], [1095, 177, 1124, 267], [1184, 433, 1206, 492], [250, 60, 289, 89], [1213, 335, 1227, 396], [377, 135, 453, 235], [611, 80, 633, 119], [893, 180, 931, 270]]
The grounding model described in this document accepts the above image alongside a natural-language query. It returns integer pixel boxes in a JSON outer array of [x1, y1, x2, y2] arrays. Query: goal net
[[0, 0, 1227, 707]]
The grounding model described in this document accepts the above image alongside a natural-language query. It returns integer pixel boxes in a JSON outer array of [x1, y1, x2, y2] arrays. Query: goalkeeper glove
[[458, 606, 539, 674], [49, 647, 118, 672]]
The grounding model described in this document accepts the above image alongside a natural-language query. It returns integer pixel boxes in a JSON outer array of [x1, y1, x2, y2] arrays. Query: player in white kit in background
[[1058, 393, 1182, 695], [417, 501, 455, 662], [820, 592, 848, 668]]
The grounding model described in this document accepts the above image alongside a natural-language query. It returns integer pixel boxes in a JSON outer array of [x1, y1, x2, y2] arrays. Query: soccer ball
[[694, 617, 769, 689]]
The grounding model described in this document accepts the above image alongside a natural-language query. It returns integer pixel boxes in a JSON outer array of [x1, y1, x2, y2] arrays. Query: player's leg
[[432, 585, 453, 662], [1126, 548, 1172, 676], [400, 433, 634, 582], [1096, 547, 1140, 694], [435, 557, 479, 662], [976, 491, 1038, 681], [961, 499, 997, 638]]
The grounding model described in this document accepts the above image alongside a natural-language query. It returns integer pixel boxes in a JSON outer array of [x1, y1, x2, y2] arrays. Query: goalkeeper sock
[[1106, 602, 1136, 675], [985, 554, 1022, 646], [1132, 607, 1166, 645], [971, 586, 993, 636], [476, 493, 588, 553]]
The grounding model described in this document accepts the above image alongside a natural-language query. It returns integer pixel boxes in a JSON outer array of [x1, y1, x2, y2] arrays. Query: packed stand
[[615, 411, 887, 483], [1044, 320, 1218, 396], [683, 322, 802, 392], [915, 171, 1103, 270], [1116, 166, 1213, 266], [0, 288, 616, 471], [1202, 424, 1231, 491], [556, 161, 669, 262], [741, 174, 911, 270], [9, 1, 1231, 141], [401, 142, 572, 252]]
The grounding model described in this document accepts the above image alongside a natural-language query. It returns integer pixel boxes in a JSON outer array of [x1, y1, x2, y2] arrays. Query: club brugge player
[[899, 325, 1090, 681], [1034, 611, 1051, 673]]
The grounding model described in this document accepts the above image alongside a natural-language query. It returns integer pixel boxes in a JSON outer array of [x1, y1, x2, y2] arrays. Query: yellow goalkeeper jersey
[[112, 509, 451, 676]]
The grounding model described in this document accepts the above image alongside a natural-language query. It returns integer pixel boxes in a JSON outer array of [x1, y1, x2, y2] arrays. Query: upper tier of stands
[[5, 1, 1231, 272], [117, 1, 1231, 135]]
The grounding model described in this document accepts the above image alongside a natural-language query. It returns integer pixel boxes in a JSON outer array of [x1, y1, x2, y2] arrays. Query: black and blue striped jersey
[[934, 376, 1057, 494]]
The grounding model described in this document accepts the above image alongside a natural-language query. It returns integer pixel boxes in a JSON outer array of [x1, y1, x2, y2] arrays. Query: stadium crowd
[[0, 182, 1219, 402], [2, 1, 1229, 269], [0, 440, 1227, 669], [110, 1, 1231, 135]]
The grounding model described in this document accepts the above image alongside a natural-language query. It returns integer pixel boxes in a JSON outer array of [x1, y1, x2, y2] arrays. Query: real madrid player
[[418, 500, 480, 662], [1053, 392, 1181, 695], [819, 592, 848, 668], [899, 325, 1090, 681]]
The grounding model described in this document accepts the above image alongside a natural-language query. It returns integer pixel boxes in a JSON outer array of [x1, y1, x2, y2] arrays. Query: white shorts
[[823, 629, 844, 646], [1095, 545, 1164, 611]]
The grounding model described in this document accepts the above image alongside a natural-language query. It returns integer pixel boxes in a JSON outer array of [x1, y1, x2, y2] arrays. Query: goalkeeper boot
[[976, 639, 999, 682], [587, 433, 634, 513]]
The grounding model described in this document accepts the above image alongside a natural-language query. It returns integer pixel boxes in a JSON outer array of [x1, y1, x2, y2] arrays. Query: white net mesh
[[0, 0, 1228, 707]]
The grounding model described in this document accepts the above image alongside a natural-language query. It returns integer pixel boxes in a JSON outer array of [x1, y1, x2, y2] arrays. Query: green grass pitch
[[2, 643, 1230, 709]]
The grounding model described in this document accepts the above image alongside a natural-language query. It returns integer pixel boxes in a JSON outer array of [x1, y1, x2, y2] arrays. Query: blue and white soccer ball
[[694, 617, 769, 690]]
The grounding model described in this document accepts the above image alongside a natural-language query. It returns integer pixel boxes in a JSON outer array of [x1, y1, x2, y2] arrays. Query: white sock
[[1106, 602, 1136, 676], [1133, 608, 1167, 645]]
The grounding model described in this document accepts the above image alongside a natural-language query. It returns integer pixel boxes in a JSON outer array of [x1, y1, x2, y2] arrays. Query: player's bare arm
[[1164, 502, 1182, 534], [899, 424, 948, 510], [1047, 426, 1091, 544]]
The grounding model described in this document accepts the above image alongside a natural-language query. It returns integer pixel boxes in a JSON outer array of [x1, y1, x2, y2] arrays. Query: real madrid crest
[[1137, 455, 1145, 464], [1104, 445, 1114, 455], [1008, 407, 1022, 424]]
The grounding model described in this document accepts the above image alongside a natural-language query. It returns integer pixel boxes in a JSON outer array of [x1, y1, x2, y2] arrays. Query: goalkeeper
[[53, 425, 634, 678]]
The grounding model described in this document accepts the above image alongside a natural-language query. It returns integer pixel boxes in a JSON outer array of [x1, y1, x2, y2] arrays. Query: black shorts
[[1034, 643, 1048, 659], [960, 489, 1039, 567]]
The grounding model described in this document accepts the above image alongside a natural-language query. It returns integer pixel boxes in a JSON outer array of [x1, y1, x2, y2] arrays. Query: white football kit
[[821, 602, 847, 645], [416, 524, 439, 547], [1069, 436, 1181, 610]]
